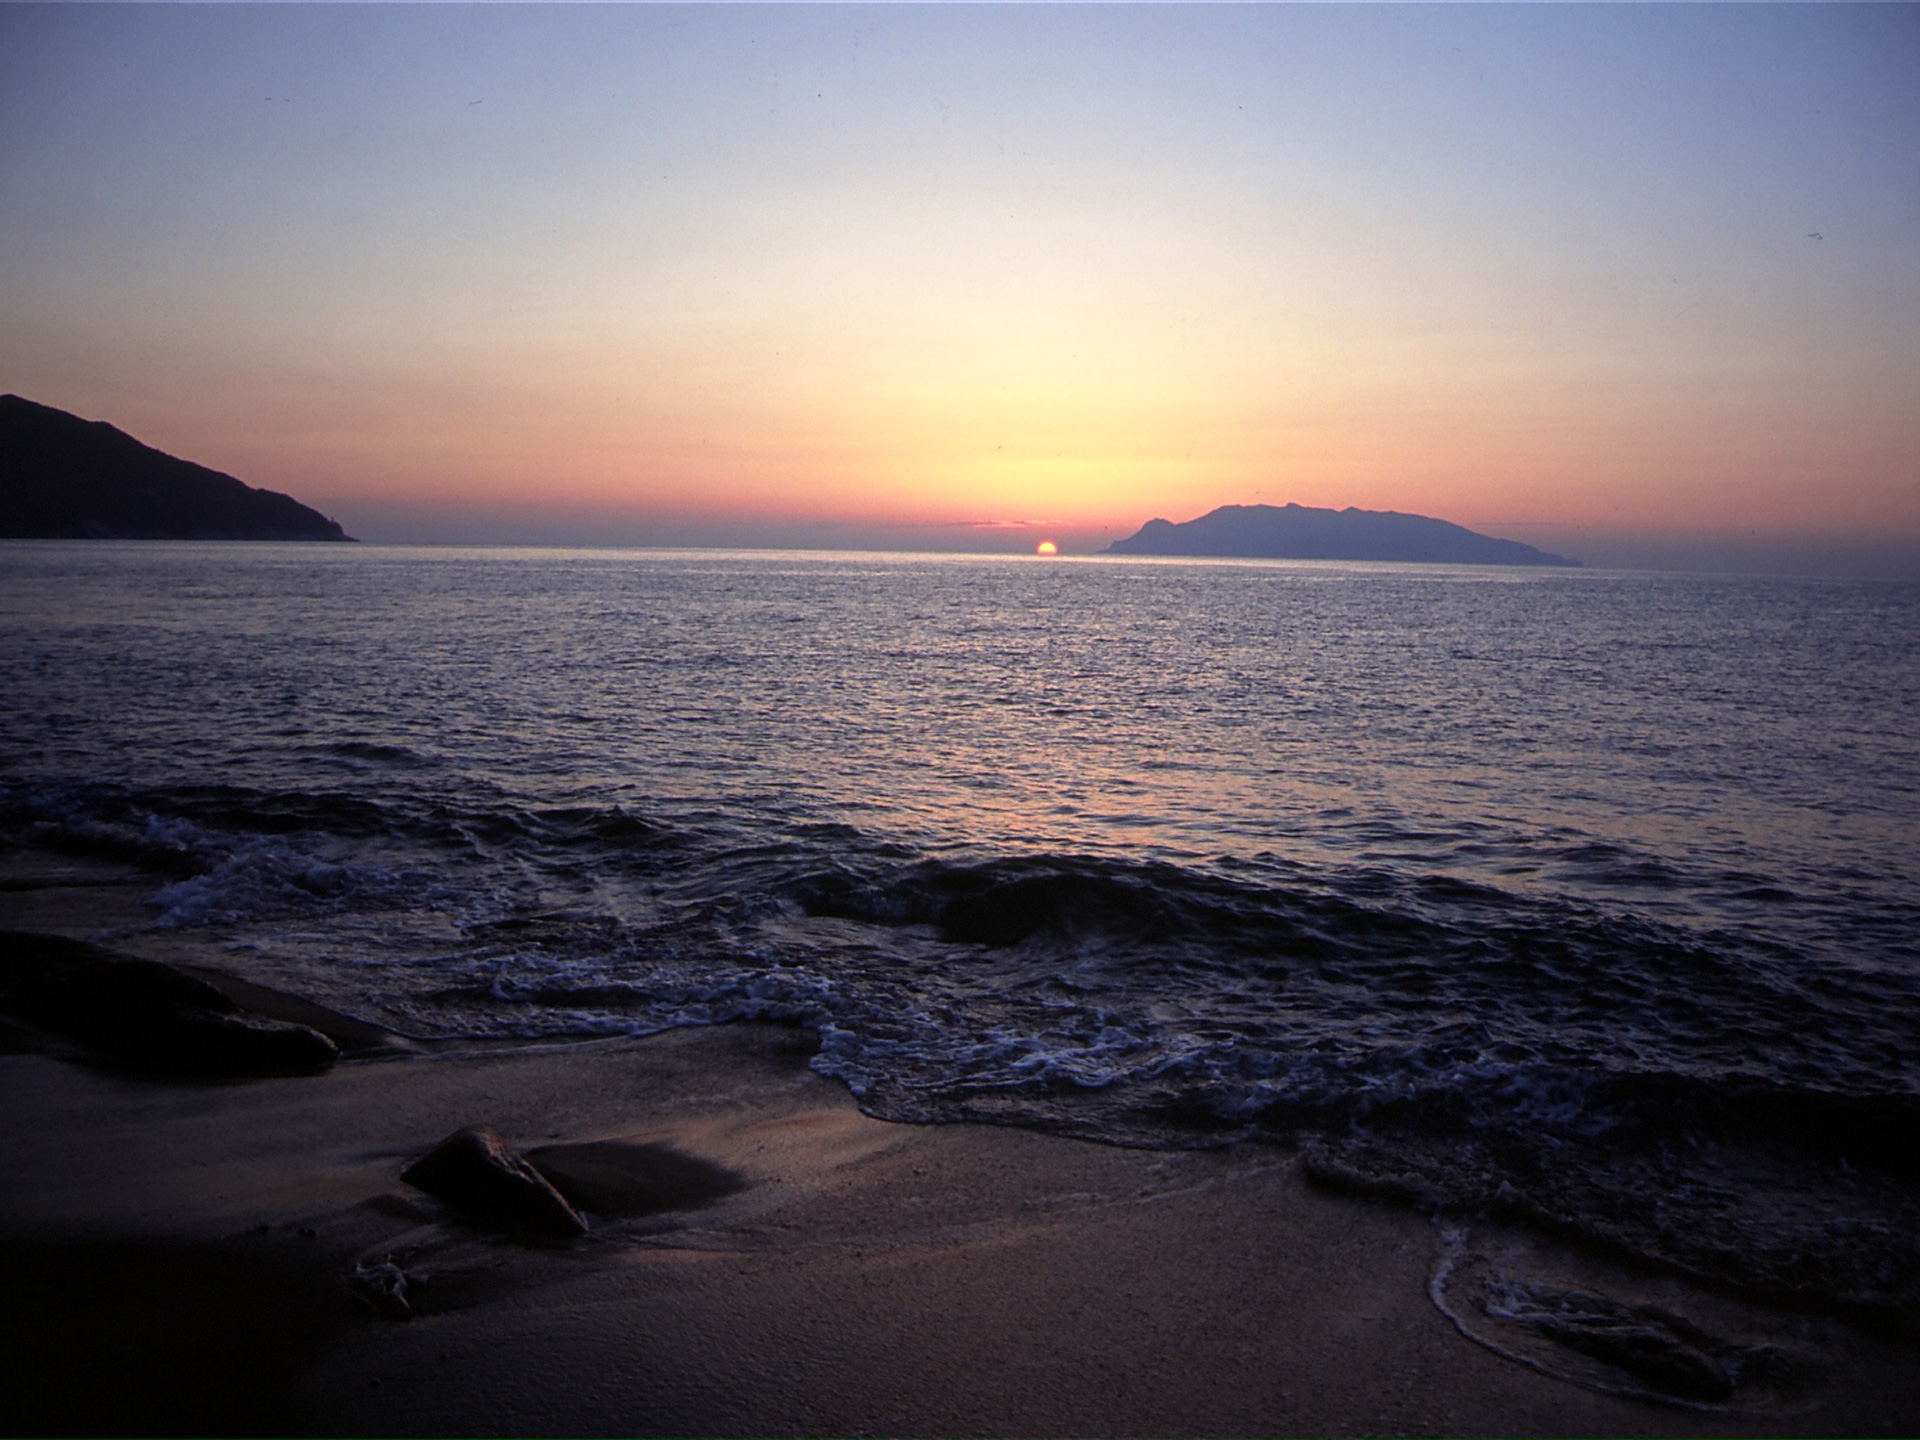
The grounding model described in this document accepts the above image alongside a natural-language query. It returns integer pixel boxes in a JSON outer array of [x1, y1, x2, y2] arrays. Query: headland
[[0, 395, 351, 541]]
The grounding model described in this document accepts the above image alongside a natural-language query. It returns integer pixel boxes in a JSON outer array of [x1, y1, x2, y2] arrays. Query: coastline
[[4, 1026, 1919, 1435], [4, 868, 1919, 1436]]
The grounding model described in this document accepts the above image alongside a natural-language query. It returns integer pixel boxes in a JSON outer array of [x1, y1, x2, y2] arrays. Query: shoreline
[[3, 868, 1919, 1436], [4, 1021, 1920, 1437]]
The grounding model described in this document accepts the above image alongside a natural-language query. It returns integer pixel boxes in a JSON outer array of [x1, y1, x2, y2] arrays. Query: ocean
[[4, 541, 1918, 1331]]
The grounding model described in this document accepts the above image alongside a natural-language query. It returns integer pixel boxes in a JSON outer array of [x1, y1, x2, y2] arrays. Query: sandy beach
[[2, 857, 1917, 1438], [5, 957, 1920, 1440]]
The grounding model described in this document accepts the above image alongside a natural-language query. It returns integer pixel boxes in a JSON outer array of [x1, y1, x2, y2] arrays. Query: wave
[[5, 777, 1919, 1330], [782, 853, 1920, 1329]]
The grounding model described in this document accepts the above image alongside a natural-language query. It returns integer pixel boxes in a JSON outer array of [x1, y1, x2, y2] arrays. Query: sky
[[2, 4, 1917, 571]]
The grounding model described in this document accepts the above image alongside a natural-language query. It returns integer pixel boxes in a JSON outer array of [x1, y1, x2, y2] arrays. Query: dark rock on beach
[[0, 393, 352, 541], [1106, 502, 1578, 566], [402, 1127, 590, 1238], [0, 929, 340, 1075]]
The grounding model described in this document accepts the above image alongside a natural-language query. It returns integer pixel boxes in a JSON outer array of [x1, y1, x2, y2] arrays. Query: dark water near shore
[[4, 542, 1918, 1328]]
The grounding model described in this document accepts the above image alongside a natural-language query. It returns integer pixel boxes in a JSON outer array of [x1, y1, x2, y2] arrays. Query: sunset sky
[[2, 4, 1916, 570]]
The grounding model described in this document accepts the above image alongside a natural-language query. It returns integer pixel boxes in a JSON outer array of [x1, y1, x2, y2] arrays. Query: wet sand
[[4, 1017, 1920, 1439], [3, 859, 1919, 1437]]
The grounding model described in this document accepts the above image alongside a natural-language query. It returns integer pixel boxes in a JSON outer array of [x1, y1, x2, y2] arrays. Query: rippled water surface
[[4, 542, 1918, 1327]]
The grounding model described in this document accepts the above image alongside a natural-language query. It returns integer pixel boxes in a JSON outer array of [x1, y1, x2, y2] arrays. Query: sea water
[[3, 541, 1917, 1327]]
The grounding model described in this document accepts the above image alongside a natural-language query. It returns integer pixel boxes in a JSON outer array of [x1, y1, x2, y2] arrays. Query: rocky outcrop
[[401, 1128, 589, 1238], [0, 930, 340, 1075], [0, 394, 352, 541]]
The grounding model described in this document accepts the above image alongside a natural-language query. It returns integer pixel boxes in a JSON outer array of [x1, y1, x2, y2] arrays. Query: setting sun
[[3, 9, 1919, 1430]]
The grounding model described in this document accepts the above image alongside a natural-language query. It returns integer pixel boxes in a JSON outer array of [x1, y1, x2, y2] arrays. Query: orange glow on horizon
[[1036, 540, 1058, 555], [3, 6, 1915, 560]]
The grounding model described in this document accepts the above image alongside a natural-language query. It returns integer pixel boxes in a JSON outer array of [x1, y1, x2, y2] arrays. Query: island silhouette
[[1107, 503, 1578, 567], [0, 395, 351, 541]]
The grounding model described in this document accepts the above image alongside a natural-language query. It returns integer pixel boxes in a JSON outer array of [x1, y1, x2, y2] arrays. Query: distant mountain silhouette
[[0, 395, 351, 541], [1106, 503, 1576, 567]]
